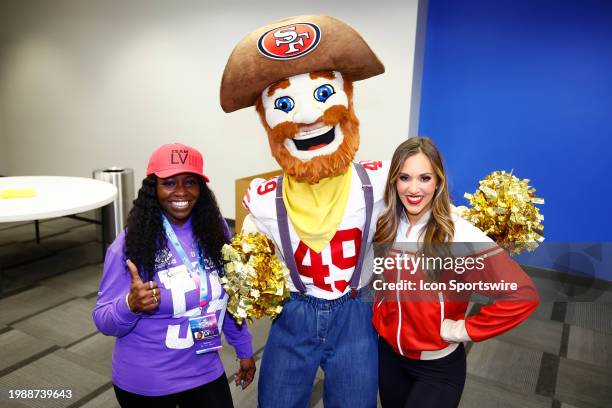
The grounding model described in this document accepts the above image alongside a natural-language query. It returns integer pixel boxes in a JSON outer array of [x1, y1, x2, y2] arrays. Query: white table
[[0, 175, 117, 247], [0, 176, 117, 222], [0, 176, 117, 294], [0, 175, 117, 241]]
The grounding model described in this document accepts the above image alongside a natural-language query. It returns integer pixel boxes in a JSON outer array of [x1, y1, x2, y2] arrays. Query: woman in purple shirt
[[93, 143, 255, 408]]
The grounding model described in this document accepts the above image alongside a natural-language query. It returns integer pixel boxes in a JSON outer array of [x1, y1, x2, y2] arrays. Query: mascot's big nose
[[292, 105, 323, 126]]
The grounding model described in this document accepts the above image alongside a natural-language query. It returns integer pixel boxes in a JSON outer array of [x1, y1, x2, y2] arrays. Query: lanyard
[[162, 215, 208, 306]]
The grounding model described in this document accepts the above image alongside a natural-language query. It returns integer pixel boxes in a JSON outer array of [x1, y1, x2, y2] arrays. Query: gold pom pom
[[462, 171, 544, 254], [220, 232, 290, 324]]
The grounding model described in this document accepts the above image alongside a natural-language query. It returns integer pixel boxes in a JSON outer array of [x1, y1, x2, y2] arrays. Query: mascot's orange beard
[[255, 82, 360, 184]]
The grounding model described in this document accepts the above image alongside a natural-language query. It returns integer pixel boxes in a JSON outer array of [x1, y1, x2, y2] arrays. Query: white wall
[[0, 114, 6, 176], [0, 0, 423, 217], [408, 0, 429, 138], [0, 22, 7, 176]]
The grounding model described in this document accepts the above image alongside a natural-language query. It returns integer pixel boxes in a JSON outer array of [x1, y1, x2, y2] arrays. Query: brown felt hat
[[220, 15, 384, 113]]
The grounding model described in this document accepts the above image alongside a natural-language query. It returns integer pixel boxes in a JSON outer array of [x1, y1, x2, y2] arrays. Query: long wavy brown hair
[[375, 137, 454, 279]]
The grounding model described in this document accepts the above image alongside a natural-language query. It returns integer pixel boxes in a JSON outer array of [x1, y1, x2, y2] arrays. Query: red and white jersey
[[243, 161, 389, 300]]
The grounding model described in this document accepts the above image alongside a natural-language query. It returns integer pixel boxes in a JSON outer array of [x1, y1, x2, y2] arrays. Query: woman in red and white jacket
[[372, 137, 539, 408]]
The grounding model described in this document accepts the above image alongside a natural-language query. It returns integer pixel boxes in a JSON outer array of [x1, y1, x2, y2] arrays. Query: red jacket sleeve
[[464, 247, 540, 342]]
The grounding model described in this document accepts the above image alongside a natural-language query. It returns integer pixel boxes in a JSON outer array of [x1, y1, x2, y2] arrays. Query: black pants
[[113, 372, 234, 408], [378, 337, 466, 408]]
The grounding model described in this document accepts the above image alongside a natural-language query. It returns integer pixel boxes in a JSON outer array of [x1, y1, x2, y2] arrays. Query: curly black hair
[[125, 174, 229, 280]]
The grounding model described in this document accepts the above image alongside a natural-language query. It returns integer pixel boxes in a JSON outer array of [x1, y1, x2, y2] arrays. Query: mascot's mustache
[[254, 98, 360, 183], [266, 105, 350, 144]]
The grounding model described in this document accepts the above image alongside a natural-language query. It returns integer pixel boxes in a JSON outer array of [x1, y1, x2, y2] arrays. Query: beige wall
[[0, 0, 424, 217]]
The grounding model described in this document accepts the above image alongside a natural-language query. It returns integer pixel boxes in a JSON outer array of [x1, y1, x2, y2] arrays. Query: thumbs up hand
[[126, 259, 160, 313]]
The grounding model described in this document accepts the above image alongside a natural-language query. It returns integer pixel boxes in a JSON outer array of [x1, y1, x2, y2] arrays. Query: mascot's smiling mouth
[[292, 125, 335, 151], [283, 121, 345, 162]]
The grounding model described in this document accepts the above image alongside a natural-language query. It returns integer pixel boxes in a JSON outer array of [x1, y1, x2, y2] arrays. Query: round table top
[[0, 176, 118, 222]]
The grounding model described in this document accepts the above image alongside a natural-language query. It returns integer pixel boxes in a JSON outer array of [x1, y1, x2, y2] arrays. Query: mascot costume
[[221, 15, 387, 407]]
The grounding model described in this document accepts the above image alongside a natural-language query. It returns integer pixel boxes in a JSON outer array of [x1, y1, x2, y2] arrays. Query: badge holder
[[190, 313, 222, 354]]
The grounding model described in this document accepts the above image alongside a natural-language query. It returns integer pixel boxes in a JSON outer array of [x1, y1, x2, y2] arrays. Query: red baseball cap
[[146, 143, 210, 182]]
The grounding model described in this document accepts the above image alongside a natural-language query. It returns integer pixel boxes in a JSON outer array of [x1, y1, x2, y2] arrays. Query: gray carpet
[[0, 217, 610, 407]]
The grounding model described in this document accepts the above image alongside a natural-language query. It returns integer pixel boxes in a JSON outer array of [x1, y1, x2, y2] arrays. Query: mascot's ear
[[343, 78, 354, 108], [254, 96, 269, 130], [220, 14, 383, 113]]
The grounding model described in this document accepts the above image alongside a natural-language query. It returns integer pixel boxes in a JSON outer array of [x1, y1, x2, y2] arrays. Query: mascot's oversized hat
[[220, 15, 384, 113]]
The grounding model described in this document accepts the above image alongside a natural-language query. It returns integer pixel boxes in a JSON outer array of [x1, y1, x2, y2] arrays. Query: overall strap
[[350, 163, 374, 294], [275, 175, 307, 293], [275, 165, 374, 296]]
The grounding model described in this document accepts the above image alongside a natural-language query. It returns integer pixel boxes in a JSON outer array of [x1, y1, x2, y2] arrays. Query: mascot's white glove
[[241, 214, 260, 234]]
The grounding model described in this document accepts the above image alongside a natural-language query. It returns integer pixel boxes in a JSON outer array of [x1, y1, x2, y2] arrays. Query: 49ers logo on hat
[[257, 23, 321, 60]]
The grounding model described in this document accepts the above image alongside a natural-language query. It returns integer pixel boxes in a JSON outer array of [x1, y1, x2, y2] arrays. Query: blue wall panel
[[419, 0, 612, 278]]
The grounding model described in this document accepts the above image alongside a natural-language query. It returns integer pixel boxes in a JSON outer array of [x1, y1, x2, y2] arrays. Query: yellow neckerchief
[[283, 166, 352, 253]]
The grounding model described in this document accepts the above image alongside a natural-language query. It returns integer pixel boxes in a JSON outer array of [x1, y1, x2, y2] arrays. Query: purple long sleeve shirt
[[92, 218, 253, 396]]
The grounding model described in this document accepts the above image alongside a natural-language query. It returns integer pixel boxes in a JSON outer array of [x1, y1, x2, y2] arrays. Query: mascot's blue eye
[[313, 84, 335, 102], [274, 96, 295, 113]]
